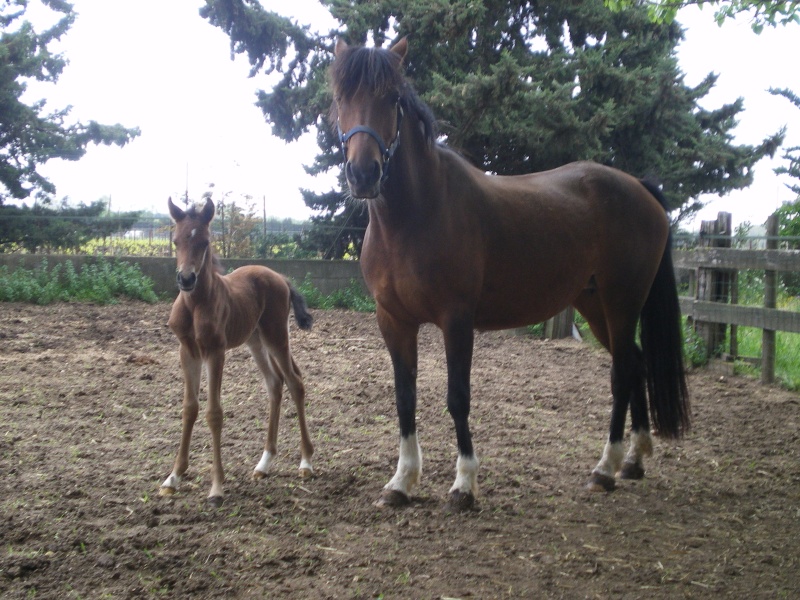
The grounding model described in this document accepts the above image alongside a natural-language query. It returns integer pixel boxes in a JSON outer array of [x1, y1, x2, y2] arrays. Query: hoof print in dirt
[[374, 489, 411, 508]]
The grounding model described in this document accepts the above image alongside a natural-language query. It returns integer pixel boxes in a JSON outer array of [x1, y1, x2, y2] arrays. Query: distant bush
[[297, 275, 375, 312], [0, 258, 158, 304]]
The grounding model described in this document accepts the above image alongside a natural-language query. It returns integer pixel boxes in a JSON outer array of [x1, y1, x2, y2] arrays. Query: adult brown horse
[[159, 197, 314, 506], [330, 37, 689, 511]]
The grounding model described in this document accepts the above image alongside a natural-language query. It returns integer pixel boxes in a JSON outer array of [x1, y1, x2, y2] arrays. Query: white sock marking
[[449, 453, 480, 496], [385, 433, 422, 496]]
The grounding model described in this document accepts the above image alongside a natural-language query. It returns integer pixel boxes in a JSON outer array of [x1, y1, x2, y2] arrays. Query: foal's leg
[[205, 348, 226, 506], [262, 331, 314, 478], [247, 334, 284, 478], [160, 343, 202, 496], [376, 308, 421, 507], [443, 316, 478, 511]]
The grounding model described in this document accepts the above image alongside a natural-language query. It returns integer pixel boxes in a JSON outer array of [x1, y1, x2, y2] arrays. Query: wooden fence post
[[544, 306, 575, 339], [696, 212, 732, 357], [762, 214, 778, 384]]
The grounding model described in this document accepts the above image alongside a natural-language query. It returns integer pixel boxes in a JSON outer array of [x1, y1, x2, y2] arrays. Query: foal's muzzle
[[176, 271, 197, 292]]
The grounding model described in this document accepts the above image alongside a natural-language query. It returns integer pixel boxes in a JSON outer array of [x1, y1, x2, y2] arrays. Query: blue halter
[[338, 103, 404, 183]]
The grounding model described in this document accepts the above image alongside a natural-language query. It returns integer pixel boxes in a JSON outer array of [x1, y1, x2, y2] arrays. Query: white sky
[[18, 1, 800, 229]]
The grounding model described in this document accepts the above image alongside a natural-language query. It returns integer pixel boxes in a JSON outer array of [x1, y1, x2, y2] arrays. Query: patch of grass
[[297, 274, 375, 312], [0, 258, 158, 304]]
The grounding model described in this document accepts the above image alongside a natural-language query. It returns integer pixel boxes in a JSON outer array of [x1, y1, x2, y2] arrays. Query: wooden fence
[[673, 212, 800, 384]]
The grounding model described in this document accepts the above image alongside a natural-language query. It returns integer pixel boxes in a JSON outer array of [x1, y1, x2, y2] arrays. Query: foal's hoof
[[619, 461, 645, 480], [207, 495, 224, 509], [586, 472, 616, 493], [374, 489, 410, 508], [445, 490, 476, 513], [252, 469, 267, 481], [158, 486, 176, 497], [299, 466, 314, 479]]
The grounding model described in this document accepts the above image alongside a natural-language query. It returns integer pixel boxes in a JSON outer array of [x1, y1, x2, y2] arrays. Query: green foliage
[[605, 0, 800, 32], [0, 258, 158, 304], [683, 319, 710, 368], [0, 1, 140, 204], [296, 274, 375, 312]]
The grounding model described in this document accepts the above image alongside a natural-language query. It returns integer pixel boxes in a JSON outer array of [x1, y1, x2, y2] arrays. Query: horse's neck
[[378, 129, 442, 221]]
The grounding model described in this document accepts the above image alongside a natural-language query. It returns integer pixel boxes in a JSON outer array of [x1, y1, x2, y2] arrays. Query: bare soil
[[1, 301, 799, 599]]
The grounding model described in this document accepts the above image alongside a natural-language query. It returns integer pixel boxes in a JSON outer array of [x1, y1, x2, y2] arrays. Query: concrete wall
[[0, 255, 366, 297]]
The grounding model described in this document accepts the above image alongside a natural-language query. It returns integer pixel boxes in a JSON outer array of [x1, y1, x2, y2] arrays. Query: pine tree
[[202, 0, 783, 257]]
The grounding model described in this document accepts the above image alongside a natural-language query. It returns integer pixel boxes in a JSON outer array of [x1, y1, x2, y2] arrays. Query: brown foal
[[159, 197, 314, 506]]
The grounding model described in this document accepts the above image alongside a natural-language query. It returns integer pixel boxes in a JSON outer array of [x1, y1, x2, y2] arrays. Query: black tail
[[639, 180, 690, 438], [288, 282, 313, 330]]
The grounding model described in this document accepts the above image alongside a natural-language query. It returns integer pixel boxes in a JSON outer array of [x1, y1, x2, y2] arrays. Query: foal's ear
[[167, 197, 185, 222], [389, 36, 408, 62], [334, 38, 348, 57], [200, 197, 215, 223]]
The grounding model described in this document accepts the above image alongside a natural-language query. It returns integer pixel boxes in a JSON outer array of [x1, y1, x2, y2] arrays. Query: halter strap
[[338, 104, 404, 183]]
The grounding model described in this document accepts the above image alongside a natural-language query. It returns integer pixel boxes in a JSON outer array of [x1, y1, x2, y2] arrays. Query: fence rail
[[673, 212, 800, 384]]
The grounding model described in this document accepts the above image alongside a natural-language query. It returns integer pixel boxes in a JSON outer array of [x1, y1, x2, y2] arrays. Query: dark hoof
[[207, 495, 224, 509], [586, 472, 616, 493], [374, 489, 410, 508], [619, 461, 645, 480], [444, 490, 476, 513]]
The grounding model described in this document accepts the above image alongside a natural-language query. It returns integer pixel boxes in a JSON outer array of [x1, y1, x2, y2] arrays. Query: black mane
[[329, 44, 437, 146]]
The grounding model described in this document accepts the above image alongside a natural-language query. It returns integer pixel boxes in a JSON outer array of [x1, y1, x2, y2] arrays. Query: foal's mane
[[329, 43, 437, 147]]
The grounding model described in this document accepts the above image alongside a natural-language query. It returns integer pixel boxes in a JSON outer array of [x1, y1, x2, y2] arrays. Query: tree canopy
[[605, 1, 800, 32], [202, 0, 783, 258], [0, 0, 140, 206]]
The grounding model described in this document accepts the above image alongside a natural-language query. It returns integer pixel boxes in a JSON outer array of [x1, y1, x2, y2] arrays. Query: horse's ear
[[335, 38, 349, 57], [200, 197, 215, 223], [389, 37, 408, 62], [167, 197, 185, 222]]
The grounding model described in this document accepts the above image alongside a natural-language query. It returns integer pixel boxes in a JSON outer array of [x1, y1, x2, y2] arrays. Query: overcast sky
[[21, 1, 800, 229]]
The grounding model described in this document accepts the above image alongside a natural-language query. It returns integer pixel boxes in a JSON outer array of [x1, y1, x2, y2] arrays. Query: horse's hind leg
[[247, 334, 286, 478], [619, 348, 652, 480], [260, 331, 314, 478], [160, 343, 202, 497]]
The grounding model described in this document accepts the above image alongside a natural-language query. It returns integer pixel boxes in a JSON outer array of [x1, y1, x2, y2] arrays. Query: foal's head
[[168, 197, 215, 293], [330, 37, 410, 199]]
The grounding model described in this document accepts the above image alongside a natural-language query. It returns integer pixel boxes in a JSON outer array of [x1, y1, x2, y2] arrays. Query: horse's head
[[168, 196, 214, 293], [330, 37, 408, 199]]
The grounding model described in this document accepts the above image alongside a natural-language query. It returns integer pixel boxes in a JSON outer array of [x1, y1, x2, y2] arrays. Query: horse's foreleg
[[160, 343, 202, 496], [376, 309, 420, 507], [443, 318, 477, 511], [205, 350, 226, 506]]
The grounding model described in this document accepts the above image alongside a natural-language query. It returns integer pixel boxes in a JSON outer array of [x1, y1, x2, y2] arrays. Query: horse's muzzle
[[176, 271, 197, 292], [345, 160, 382, 199]]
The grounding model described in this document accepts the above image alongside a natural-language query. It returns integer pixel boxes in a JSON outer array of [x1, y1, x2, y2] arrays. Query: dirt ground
[[1, 300, 798, 599]]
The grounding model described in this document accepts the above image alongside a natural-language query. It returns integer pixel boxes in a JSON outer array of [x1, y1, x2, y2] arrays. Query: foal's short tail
[[639, 179, 690, 439], [288, 281, 314, 330]]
